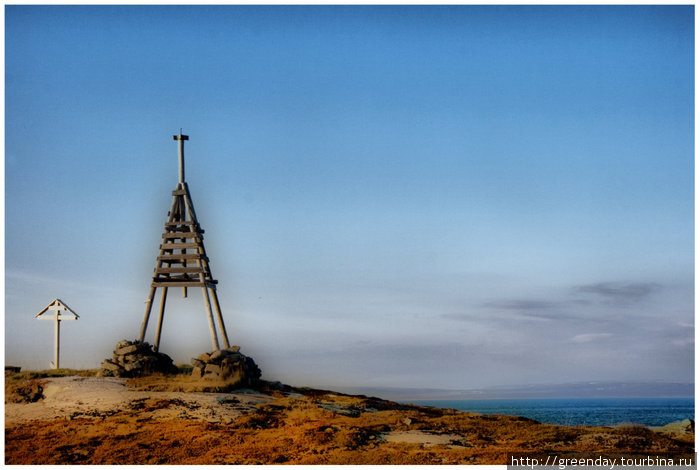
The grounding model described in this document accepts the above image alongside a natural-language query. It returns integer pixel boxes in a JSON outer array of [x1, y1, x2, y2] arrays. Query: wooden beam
[[158, 253, 207, 261], [159, 242, 200, 250], [162, 232, 202, 239], [164, 220, 200, 227], [139, 286, 157, 342], [210, 288, 230, 349], [154, 288, 168, 352], [201, 286, 220, 351], [155, 266, 205, 274], [152, 281, 215, 288], [153, 275, 217, 283]]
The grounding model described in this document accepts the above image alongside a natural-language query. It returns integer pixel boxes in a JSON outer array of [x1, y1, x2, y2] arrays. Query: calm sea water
[[409, 398, 694, 427]]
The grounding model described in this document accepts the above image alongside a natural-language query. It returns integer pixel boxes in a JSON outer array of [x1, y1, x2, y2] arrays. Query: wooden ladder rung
[[160, 242, 200, 250], [155, 267, 204, 274], [158, 253, 208, 261], [164, 220, 198, 227], [162, 232, 202, 239], [152, 280, 206, 287]]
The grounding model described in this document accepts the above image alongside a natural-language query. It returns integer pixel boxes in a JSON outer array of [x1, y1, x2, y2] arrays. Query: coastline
[[5, 373, 695, 465]]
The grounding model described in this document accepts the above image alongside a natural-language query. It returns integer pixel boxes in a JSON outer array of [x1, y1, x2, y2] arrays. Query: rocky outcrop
[[100, 340, 178, 378], [190, 346, 261, 386]]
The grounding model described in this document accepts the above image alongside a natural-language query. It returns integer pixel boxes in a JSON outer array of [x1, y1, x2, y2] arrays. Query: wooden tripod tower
[[138, 133, 230, 352]]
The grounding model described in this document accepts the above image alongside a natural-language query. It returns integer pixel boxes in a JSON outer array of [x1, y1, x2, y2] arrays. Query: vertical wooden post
[[139, 286, 157, 342], [154, 287, 168, 352], [201, 287, 220, 350], [210, 288, 230, 349], [174, 132, 188, 185], [54, 317, 60, 369]]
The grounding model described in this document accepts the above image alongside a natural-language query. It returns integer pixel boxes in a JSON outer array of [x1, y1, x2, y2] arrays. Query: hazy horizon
[[5, 6, 694, 391]]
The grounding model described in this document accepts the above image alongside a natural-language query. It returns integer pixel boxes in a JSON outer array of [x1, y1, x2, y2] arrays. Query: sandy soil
[[5, 376, 272, 424], [383, 430, 467, 447]]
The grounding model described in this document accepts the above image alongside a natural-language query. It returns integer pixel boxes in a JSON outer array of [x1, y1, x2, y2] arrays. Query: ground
[[4, 370, 695, 465]]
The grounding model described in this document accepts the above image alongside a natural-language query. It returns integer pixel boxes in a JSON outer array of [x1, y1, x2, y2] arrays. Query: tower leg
[[209, 288, 230, 349], [54, 318, 60, 370], [139, 286, 157, 342], [154, 287, 168, 352], [202, 287, 220, 351]]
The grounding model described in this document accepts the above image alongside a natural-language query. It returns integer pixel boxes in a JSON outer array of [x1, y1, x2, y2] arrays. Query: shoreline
[[404, 397, 694, 428], [5, 373, 695, 464]]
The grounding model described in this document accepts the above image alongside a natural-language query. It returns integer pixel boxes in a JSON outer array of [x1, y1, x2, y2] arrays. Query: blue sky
[[5, 5, 694, 391]]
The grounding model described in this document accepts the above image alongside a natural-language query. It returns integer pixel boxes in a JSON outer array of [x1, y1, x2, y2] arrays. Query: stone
[[124, 361, 143, 372], [197, 352, 211, 362], [115, 340, 131, 350], [115, 344, 140, 355], [192, 366, 204, 378], [219, 358, 236, 378], [226, 345, 241, 353], [209, 350, 225, 361], [191, 358, 206, 369], [204, 363, 221, 375], [101, 360, 121, 372]]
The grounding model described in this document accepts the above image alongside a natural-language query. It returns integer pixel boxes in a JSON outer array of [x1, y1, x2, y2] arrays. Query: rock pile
[[190, 346, 261, 386], [100, 340, 178, 377]]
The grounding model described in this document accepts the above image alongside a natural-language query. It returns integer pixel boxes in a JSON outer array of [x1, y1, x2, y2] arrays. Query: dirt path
[[5, 376, 273, 424]]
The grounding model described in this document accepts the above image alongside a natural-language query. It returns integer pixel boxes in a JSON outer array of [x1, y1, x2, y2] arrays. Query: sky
[[5, 5, 694, 392]]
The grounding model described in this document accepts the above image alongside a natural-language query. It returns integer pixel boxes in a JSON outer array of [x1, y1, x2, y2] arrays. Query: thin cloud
[[573, 282, 660, 303], [571, 333, 613, 343], [481, 299, 582, 321], [484, 300, 558, 310]]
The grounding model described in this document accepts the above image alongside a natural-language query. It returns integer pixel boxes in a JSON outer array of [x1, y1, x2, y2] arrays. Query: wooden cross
[[35, 299, 79, 369]]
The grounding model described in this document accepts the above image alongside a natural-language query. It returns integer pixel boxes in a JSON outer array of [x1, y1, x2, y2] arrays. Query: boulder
[[197, 352, 212, 363], [101, 360, 121, 372], [190, 358, 206, 369], [209, 350, 225, 361], [115, 344, 140, 355]]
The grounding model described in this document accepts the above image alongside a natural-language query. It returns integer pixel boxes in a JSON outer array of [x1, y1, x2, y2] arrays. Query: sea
[[408, 397, 694, 427]]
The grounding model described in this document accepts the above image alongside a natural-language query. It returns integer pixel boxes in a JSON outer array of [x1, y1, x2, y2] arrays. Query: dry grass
[[5, 374, 695, 465]]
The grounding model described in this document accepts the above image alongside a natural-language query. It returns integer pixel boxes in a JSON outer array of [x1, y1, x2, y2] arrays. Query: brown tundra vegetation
[[5, 369, 694, 465]]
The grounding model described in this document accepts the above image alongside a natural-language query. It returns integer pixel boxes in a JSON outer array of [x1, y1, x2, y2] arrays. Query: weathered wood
[[162, 232, 202, 239], [139, 134, 231, 352], [139, 286, 157, 342], [54, 318, 60, 369], [158, 253, 207, 260], [37, 314, 78, 321], [155, 266, 204, 274], [35, 299, 79, 319], [164, 220, 198, 227], [210, 288, 230, 349], [154, 287, 168, 352], [159, 242, 200, 250], [153, 274, 202, 281], [152, 281, 209, 287], [174, 132, 188, 183], [201, 286, 220, 351], [35, 299, 80, 370]]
